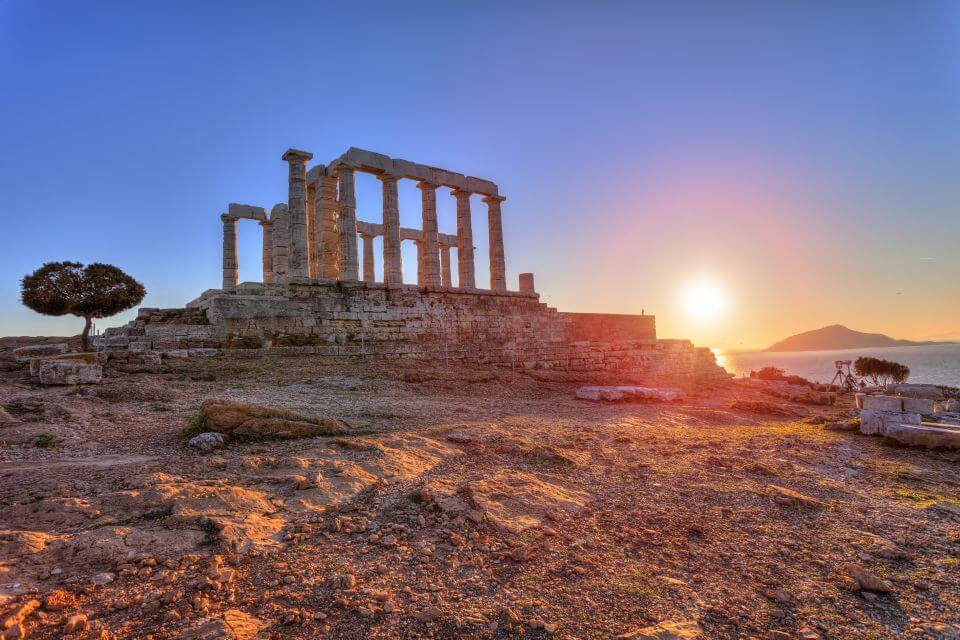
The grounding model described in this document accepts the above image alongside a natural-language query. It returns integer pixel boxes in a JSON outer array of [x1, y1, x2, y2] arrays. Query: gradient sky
[[2, 1, 958, 350]]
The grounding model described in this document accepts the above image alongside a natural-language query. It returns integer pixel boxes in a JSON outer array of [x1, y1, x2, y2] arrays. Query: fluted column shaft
[[317, 175, 340, 279], [361, 233, 375, 283], [221, 214, 239, 291], [484, 195, 507, 291], [452, 190, 475, 289], [260, 220, 273, 284], [414, 240, 424, 286], [282, 149, 313, 280], [306, 182, 319, 278], [337, 166, 359, 280], [380, 175, 402, 285], [270, 204, 289, 283], [440, 245, 452, 287], [417, 182, 441, 286]]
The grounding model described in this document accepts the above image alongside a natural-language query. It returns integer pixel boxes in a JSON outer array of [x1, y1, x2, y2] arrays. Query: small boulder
[[193, 400, 350, 440], [616, 619, 703, 639], [189, 432, 227, 453], [847, 565, 892, 593]]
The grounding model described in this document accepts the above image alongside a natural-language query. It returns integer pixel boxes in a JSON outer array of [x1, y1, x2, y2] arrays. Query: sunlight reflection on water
[[717, 344, 960, 386]]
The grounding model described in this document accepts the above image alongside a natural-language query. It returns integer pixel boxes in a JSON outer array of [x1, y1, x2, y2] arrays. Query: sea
[[716, 343, 960, 387]]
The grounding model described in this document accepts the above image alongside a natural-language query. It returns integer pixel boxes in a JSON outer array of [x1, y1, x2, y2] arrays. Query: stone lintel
[[282, 148, 313, 163], [355, 220, 456, 246], [227, 203, 268, 221], [333, 147, 499, 196]]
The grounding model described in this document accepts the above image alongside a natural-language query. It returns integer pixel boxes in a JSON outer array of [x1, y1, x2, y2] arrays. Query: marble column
[[452, 190, 475, 289], [483, 195, 507, 291], [361, 233, 375, 283], [336, 166, 359, 280], [380, 174, 402, 285], [270, 203, 289, 283], [317, 175, 340, 279], [306, 182, 319, 279], [414, 240, 424, 286], [417, 181, 441, 286], [282, 149, 313, 280], [440, 244, 452, 287], [519, 272, 536, 294], [259, 220, 273, 284], [221, 214, 239, 291]]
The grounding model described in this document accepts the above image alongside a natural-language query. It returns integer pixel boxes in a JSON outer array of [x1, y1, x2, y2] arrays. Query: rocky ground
[[1, 343, 959, 639]]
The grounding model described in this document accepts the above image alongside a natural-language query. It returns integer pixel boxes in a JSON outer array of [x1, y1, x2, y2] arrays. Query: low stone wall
[[100, 282, 729, 383]]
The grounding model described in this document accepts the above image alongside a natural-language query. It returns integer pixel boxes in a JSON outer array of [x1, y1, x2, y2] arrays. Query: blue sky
[[2, 0, 958, 348]]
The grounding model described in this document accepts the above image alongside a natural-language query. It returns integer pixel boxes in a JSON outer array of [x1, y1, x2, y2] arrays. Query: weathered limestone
[[335, 147, 498, 196], [414, 240, 424, 286], [227, 204, 267, 221], [440, 244, 453, 287], [418, 182, 441, 286], [259, 221, 273, 284], [282, 149, 313, 280], [220, 215, 239, 291], [379, 174, 403, 285], [306, 182, 319, 279], [519, 273, 535, 294], [315, 173, 340, 279], [452, 190, 475, 289], [337, 166, 359, 280], [484, 195, 507, 291], [270, 204, 289, 282], [360, 233, 375, 283], [38, 360, 103, 385], [13, 343, 68, 362]]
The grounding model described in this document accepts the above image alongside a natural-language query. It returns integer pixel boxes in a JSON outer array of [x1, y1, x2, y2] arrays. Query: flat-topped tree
[[21, 261, 146, 351]]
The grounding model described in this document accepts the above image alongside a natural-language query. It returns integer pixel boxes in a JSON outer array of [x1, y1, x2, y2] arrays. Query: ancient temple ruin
[[102, 147, 728, 383], [218, 147, 516, 293]]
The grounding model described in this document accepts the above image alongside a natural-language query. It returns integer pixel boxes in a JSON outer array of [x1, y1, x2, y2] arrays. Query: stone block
[[884, 423, 960, 450], [855, 393, 865, 409], [14, 343, 68, 362], [861, 395, 903, 412], [38, 360, 102, 385], [227, 203, 267, 221], [902, 397, 935, 414]]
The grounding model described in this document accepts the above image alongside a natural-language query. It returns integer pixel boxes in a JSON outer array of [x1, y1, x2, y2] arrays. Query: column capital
[[416, 181, 438, 191], [220, 214, 239, 222], [258, 219, 272, 227], [482, 194, 506, 204], [450, 189, 472, 199], [281, 148, 313, 163], [376, 173, 401, 184]]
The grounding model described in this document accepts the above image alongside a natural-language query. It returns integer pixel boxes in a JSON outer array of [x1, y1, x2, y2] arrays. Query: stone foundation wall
[[561, 312, 656, 342], [101, 282, 729, 383]]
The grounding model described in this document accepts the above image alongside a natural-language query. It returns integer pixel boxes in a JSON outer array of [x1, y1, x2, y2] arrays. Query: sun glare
[[682, 279, 728, 321]]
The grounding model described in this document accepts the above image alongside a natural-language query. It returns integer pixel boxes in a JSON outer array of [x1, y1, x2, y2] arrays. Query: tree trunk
[[81, 316, 92, 352]]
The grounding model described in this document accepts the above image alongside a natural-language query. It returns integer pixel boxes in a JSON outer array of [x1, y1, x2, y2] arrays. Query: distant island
[[766, 324, 953, 352]]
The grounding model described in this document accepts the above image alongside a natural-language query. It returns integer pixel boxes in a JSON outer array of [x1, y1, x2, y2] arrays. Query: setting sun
[[682, 278, 728, 321]]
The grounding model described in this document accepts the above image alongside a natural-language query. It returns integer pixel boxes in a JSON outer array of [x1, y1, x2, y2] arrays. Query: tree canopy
[[21, 261, 146, 351], [853, 356, 910, 387]]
